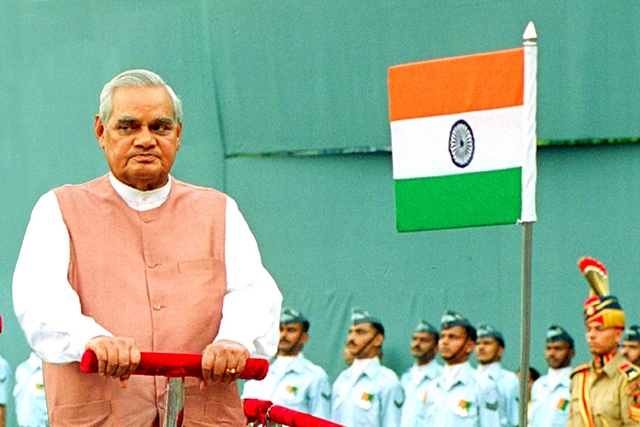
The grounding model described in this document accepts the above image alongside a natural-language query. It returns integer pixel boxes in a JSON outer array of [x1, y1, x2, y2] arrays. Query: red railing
[[244, 398, 344, 427]]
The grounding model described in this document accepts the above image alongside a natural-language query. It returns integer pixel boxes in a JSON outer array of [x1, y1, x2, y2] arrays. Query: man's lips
[[131, 153, 158, 162]]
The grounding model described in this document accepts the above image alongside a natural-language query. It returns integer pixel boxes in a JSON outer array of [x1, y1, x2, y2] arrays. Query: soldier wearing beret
[[400, 320, 443, 427], [331, 309, 404, 427], [529, 325, 575, 427], [242, 308, 331, 418], [622, 325, 640, 367], [567, 257, 640, 426], [475, 323, 520, 427], [422, 311, 500, 427]]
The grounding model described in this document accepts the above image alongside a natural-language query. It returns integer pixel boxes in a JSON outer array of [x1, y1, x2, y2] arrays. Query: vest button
[[142, 216, 152, 223], [148, 262, 157, 268], [153, 304, 162, 311]]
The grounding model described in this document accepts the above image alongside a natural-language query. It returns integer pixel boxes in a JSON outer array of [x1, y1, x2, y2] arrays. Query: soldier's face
[[585, 322, 623, 356], [439, 326, 474, 364], [621, 340, 640, 365], [410, 332, 438, 363], [475, 337, 503, 365], [277, 323, 308, 356], [544, 340, 574, 369]]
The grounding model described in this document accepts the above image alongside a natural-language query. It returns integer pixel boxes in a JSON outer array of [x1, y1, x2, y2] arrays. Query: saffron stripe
[[388, 48, 524, 122]]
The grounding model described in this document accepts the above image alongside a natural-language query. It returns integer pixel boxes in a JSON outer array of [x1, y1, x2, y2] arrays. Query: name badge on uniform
[[284, 385, 297, 401], [359, 392, 374, 410], [453, 399, 470, 417]]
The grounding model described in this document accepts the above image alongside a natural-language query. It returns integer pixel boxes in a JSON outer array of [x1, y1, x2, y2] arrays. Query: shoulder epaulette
[[618, 362, 640, 381], [570, 363, 589, 378]]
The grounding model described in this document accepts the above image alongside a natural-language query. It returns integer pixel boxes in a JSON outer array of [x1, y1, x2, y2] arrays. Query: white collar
[[109, 172, 171, 211]]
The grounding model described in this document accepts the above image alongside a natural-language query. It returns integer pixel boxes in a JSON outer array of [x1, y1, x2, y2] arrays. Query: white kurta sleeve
[[213, 197, 282, 358], [12, 191, 113, 364]]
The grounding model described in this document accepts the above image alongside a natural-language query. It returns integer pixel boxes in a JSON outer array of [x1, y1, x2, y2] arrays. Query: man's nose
[[134, 126, 156, 147]]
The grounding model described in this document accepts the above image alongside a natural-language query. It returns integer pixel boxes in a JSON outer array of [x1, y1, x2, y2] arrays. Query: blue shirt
[[400, 360, 443, 427], [423, 362, 500, 427], [528, 367, 571, 427], [0, 356, 11, 406], [331, 357, 404, 427], [477, 362, 520, 427], [242, 353, 331, 419], [14, 352, 48, 427]]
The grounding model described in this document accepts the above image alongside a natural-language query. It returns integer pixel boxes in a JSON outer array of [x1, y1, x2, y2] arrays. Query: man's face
[[95, 86, 182, 191], [544, 340, 574, 369], [475, 337, 503, 365], [410, 331, 438, 364], [585, 322, 623, 356], [346, 323, 382, 360], [621, 340, 640, 365], [277, 323, 308, 356], [439, 325, 474, 365]]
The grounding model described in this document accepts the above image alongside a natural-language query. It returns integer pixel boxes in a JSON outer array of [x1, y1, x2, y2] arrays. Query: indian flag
[[389, 46, 537, 231]]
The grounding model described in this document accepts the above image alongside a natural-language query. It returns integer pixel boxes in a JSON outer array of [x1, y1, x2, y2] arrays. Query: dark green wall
[[2, 1, 640, 425]]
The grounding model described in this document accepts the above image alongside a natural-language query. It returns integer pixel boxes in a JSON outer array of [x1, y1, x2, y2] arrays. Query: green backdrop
[[2, 1, 640, 425]]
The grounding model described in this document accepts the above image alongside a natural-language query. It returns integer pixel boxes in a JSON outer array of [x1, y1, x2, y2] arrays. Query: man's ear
[[95, 115, 106, 148]]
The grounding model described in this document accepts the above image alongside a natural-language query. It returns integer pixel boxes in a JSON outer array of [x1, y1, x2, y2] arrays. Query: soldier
[[529, 325, 575, 427], [621, 325, 640, 366], [242, 308, 331, 418], [422, 311, 500, 427], [400, 320, 443, 427], [567, 257, 640, 426], [475, 323, 519, 427], [331, 309, 404, 427]]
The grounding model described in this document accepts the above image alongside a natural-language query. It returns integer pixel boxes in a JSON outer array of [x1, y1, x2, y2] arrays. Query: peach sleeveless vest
[[45, 175, 245, 426]]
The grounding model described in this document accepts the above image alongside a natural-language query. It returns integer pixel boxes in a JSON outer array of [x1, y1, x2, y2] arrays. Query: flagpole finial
[[523, 21, 537, 43]]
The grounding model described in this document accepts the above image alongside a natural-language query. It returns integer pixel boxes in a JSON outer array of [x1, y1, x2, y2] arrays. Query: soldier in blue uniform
[[331, 309, 404, 427], [475, 324, 519, 427], [400, 320, 443, 427], [529, 325, 575, 427], [423, 311, 500, 427], [242, 308, 331, 418], [621, 325, 640, 367]]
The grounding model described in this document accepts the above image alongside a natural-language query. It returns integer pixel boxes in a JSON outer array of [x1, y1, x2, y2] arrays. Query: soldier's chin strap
[[352, 332, 379, 359]]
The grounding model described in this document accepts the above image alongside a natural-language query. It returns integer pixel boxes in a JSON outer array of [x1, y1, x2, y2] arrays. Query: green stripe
[[394, 168, 521, 232]]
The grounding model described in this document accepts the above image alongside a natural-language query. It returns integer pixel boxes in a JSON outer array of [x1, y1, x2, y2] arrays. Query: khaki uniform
[[567, 354, 640, 427]]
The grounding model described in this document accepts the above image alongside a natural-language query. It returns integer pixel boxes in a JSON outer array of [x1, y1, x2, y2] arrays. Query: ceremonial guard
[[529, 325, 575, 427], [475, 323, 519, 427], [400, 320, 443, 427], [422, 311, 500, 427], [567, 257, 640, 426], [242, 308, 331, 418], [622, 325, 640, 367], [331, 309, 404, 427]]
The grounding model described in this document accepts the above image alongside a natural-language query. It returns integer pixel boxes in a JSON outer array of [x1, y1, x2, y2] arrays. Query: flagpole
[[519, 21, 538, 427], [519, 221, 533, 427]]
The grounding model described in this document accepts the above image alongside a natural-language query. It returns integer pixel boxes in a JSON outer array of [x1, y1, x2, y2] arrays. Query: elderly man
[[567, 257, 640, 426], [13, 69, 282, 426], [400, 319, 442, 427], [529, 325, 575, 427], [621, 325, 640, 367], [331, 309, 404, 427], [424, 311, 500, 427], [475, 323, 519, 427], [242, 308, 330, 418]]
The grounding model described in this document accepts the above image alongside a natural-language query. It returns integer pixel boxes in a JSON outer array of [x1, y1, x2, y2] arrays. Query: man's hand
[[200, 340, 249, 389], [85, 336, 141, 388]]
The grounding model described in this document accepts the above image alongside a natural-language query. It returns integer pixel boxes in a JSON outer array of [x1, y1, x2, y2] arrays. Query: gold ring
[[226, 368, 236, 374]]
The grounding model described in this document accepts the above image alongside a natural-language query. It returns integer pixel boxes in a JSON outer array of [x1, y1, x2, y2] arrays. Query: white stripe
[[391, 106, 523, 180]]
